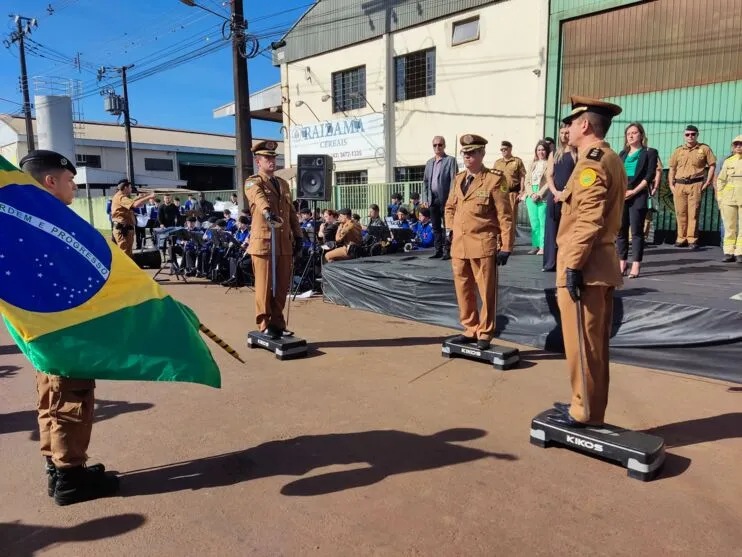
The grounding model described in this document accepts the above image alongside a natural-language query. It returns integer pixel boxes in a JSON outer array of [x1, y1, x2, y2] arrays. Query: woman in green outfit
[[521, 140, 551, 255]]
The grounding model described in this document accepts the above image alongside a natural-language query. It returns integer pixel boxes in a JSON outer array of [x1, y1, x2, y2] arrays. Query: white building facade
[[275, 0, 550, 185]]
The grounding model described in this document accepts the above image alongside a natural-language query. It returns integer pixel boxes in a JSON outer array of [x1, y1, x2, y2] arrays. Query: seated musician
[[318, 209, 339, 244], [223, 216, 252, 286], [171, 216, 202, 276], [395, 207, 412, 229], [412, 208, 435, 248], [223, 209, 236, 232], [198, 219, 232, 280], [325, 208, 363, 262]]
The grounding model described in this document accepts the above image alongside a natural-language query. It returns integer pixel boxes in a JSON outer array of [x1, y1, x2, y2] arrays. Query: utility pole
[[231, 0, 253, 208], [120, 65, 135, 187], [5, 16, 38, 152], [100, 64, 135, 187]]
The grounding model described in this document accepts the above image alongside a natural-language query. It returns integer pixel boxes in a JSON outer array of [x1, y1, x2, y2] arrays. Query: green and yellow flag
[[0, 155, 221, 388]]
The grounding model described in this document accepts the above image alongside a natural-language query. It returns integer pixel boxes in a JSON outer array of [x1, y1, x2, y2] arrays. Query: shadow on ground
[[0, 514, 145, 557], [121, 428, 517, 498], [641, 412, 742, 448], [313, 336, 448, 349], [0, 344, 21, 356], [0, 365, 20, 379], [0, 399, 155, 439]]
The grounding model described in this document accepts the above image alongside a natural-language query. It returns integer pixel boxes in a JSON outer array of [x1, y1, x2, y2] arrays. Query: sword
[[575, 293, 590, 421], [268, 217, 284, 298]]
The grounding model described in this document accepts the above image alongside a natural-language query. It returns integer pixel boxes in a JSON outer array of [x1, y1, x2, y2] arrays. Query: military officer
[[244, 140, 303, 339], [325, 208, 363, 262], [493, 140, 526, 251], [716, 135, 742, 263], [110, 179, 155, 256], [547, 96, 626, 428], [668, 125, 717, 249], [18, 150, 119, 506], [444, 134, 513, 350]]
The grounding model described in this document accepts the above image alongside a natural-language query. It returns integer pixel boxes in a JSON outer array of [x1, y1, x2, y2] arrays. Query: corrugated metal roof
[[278, 0, 500, 64]]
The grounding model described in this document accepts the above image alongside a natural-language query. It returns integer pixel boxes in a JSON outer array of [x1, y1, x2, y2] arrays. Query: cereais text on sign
[[290, 114, 384, 163]]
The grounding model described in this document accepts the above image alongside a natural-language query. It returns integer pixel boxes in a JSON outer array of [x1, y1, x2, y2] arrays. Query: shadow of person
[[0, 344, 22, 356], [122, 428, 517, 498], [640, 413, 742, 448], [0, 365, 20, 379], [0, 514, 145, 557], [0, 399, 154, 439]]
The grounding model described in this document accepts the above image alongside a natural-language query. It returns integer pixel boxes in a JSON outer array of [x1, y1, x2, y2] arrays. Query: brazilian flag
[[0, 156, 221, 388]]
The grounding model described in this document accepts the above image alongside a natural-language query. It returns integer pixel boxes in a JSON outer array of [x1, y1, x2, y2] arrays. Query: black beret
[[19, 149, 77, 176]]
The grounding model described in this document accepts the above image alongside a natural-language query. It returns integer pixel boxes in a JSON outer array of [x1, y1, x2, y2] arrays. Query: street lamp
[[350, 91, 379, 113], [295, 100, 320, 122], [178, 0, 230, 21], [321, 94, 348, 117]]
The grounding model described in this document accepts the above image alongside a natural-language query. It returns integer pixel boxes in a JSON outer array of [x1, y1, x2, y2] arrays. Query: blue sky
[[1, 0, 314, 139]]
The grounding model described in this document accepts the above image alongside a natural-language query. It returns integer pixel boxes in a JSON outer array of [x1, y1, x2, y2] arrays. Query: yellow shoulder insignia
[[579, 168, 597, 188]]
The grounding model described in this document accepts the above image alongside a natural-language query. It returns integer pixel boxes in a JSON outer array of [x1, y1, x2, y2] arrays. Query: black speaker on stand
[[294, 154, 333, 296]]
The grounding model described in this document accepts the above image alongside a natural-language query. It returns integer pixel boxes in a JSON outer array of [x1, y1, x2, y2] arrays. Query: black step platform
[[246, 331, 308, 360], [529, 409, 666, 481], [441, 336, 520, 370]]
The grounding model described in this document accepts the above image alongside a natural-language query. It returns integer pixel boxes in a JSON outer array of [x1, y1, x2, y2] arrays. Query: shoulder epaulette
[[587, 148, 604, 161]]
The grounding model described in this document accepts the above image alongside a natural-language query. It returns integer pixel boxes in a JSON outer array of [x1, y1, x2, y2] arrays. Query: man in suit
[[422, 136, 458, 259], [244, 140, 303, 339], [444, 134, 513, 350], [547, 96, 626, 428]]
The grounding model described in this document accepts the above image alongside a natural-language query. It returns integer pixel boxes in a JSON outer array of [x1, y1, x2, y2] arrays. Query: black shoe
[[450, 334, 476, 344], [54, 466, 119, 506], [545, 412, 588, 428], [688, 243, 700, 251], [674, 241, 688, 248], [282, 329, 295, 337], [476, 339, 491, 350], [441, 253, 451, 261], [723, 254, 735, 263], [262, 326, 281, 340], [542, 267, 556, 272], [429, 252, 443, 259], [736, 255, 742, 263], [46, 458, 106, 497], [552, 402, 570, 413]]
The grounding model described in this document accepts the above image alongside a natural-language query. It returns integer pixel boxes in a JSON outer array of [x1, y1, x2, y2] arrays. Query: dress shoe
[[441, 252, 451, 261], [688, 243, 700, 251], [476, 339, 491, 350], [262, 326, 280, 340], [46, 458, 106, 497], [54, 466, 119, 506], [451, 334, 476, 344], [722, 254, 735, 263], [674, 241, 688, 248], [552, 402, 570, 413], [429, 252, 443, 259], [545, 411, 588, 428], [736, 255, 742, 264]]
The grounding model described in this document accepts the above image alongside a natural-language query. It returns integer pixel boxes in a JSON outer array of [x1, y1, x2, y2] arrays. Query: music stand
[[292, 200, 322, 299], [152, 230, 189, 283]]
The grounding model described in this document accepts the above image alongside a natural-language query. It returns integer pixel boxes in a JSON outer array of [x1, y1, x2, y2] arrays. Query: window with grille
[[394, 166, 425, 183], [452, 16, 480, 46], [75, 154, 101, 168], [144, 158, 174, 172], [331, 66, 366, 113], [335, 170, 368, 185], [395, 48, 436, 102]]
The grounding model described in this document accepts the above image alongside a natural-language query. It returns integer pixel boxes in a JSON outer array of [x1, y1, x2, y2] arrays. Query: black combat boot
[[54, 466, 119, 506], [46, 457, 107, 497]]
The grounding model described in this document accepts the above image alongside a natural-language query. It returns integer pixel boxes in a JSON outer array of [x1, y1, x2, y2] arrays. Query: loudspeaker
[[297, 154, 333, 201], [132, 248, 162, 269]]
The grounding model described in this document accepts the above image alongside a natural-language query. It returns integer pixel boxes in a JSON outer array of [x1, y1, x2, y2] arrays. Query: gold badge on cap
[[462, 134, 473, 144], [265, 141, 277, 150]]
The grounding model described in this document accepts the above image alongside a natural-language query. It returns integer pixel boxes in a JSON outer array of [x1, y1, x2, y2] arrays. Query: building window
[[395, 48, 436, 102], [75, 154, 101, 168], [144, 158, 174, 172], [452, 16, 480, 46], [335, 170, 368, 185], [394, 166, 425, 183], [332, 66, 366, 113]]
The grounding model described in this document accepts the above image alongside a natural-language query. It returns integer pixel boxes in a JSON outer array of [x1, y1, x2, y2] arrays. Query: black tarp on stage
[[322, 244, 742, 383]]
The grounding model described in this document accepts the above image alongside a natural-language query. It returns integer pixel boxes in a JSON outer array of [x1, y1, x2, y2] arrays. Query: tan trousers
[[252, 254, 292, 331], [36, 372, 95, 468], [325, 246, 351, 262], [452, 256, 497, 341], [673, 183, 703, 244], [720, 198, 742, 255], [557, 286, 613, 424], [112, 228, 135, 257]]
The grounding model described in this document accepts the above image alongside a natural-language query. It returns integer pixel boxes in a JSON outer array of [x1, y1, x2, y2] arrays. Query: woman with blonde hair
[[616, 122, 659, 278], [521, 140, 551, 255], [542, 124, 576, 271]]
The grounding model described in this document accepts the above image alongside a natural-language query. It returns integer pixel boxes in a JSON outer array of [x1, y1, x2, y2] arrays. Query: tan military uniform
[[717, 154, 742, 256], [110, 191, 136, 256], [494, 156, 526, 250], [244, 171, 302, 331], [445, 168, 513, 341], [325, 220, 363, 262], [669, 143, 716, 244], [556, 140, 626, 424]]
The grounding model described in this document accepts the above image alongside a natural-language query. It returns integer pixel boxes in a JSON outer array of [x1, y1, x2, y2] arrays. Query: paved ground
[[1, 277, 741, 557]]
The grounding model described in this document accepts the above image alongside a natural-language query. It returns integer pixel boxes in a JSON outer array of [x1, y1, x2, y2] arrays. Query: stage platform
[[322, 242, 742, 383]]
